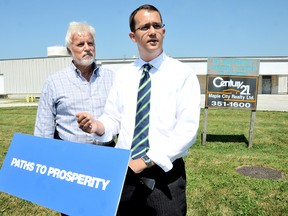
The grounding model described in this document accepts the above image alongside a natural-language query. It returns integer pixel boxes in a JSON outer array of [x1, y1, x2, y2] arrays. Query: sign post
[[202, 58, 259, 147]]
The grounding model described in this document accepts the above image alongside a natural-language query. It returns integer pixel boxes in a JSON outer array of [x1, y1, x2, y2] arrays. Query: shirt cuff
[[92, 131, 113, 143], [147, 150, 173, 172]]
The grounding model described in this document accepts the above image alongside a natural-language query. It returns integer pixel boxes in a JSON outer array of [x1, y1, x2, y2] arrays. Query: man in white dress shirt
[[77, 4, 201, 216]]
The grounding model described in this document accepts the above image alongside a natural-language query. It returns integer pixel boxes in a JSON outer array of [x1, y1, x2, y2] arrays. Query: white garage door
[[0, 74, 4, 94]]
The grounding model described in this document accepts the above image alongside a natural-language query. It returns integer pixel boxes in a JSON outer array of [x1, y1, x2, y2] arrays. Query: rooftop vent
[[47, 46, 69, 57]]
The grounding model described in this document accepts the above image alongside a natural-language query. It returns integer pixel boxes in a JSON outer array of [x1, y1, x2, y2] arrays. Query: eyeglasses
[[134, 23, 165, 32]]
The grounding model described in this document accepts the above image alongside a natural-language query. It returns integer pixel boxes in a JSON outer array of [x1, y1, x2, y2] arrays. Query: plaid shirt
[[34, 62, 115, 144]]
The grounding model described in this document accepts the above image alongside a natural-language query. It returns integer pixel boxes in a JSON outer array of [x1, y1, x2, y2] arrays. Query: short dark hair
[[129, 4, 163, 32]]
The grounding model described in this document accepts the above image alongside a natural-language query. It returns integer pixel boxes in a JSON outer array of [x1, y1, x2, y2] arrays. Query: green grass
[[0, 107, 287, 215]]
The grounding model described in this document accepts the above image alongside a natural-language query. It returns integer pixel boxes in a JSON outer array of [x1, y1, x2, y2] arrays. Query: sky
[[1, 0, 287, 60]]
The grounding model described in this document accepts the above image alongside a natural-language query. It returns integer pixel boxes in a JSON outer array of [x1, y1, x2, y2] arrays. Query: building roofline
[[1, 55, 288, 63]]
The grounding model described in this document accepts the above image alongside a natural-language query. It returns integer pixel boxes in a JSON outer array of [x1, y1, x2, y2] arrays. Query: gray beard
[[74, 57, 94, 66]]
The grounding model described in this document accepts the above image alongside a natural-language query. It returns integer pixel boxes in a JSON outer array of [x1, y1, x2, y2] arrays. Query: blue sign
[[208, 58, 260, 76], [0, 133, 130, 216]]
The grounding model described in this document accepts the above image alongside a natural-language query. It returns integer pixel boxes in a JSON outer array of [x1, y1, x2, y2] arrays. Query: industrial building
[[0, 48, 287, 98]]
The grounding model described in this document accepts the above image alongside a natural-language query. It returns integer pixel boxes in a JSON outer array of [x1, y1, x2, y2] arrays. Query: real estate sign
[[206, 58, 260, 110]]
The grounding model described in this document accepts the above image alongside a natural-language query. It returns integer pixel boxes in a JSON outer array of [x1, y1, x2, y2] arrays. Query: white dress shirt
[[99, 52, 201, 172]]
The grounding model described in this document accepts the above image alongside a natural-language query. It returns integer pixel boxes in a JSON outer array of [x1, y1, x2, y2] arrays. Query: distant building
[[0, 56, 287, 98], [47, 46, 69, 57]]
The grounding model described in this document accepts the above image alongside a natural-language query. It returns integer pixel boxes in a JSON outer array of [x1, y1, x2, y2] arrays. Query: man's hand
[[129, 158, 149, 173], [76, 112, 97, 133]]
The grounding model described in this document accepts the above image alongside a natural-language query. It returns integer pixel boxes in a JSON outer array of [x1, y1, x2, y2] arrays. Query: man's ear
[[129, 32, 137, 43], [67, 48, 72, 55]]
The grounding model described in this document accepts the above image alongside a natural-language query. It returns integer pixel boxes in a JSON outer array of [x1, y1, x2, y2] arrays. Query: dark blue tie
[[131, 64, 152, 159]]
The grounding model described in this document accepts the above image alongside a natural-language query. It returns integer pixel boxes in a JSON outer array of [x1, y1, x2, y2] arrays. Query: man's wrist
[[141, 155, 153, 168], [94, 120, 105, 136]]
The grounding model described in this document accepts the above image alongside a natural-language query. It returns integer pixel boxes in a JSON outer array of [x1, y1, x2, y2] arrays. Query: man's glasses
[[134, 23, 165, 32]]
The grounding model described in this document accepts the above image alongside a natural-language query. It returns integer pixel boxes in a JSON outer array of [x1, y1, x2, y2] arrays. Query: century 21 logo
[[212, 77, 251, 95]]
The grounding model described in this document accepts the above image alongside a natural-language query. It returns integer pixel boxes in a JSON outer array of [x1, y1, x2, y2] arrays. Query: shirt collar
[[135, 51, 166, 72], [71, 61, 99, 76]]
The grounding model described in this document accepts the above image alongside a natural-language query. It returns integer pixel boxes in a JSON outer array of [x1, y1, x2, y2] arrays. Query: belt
[[124, 158, 185, 188], [93, 139, 115, 147], [139, 158, 185, 184]]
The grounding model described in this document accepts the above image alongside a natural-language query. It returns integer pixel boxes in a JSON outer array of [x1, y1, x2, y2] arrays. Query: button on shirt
[[99, 52, 201, 172], [34, 62, 115, 144]]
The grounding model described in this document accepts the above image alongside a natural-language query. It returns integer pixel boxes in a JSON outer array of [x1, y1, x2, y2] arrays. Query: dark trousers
[[117, 158, 187, 216]]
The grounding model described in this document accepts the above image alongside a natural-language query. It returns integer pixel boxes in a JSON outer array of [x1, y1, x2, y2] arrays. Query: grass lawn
[[0, 106, 287, 215]]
